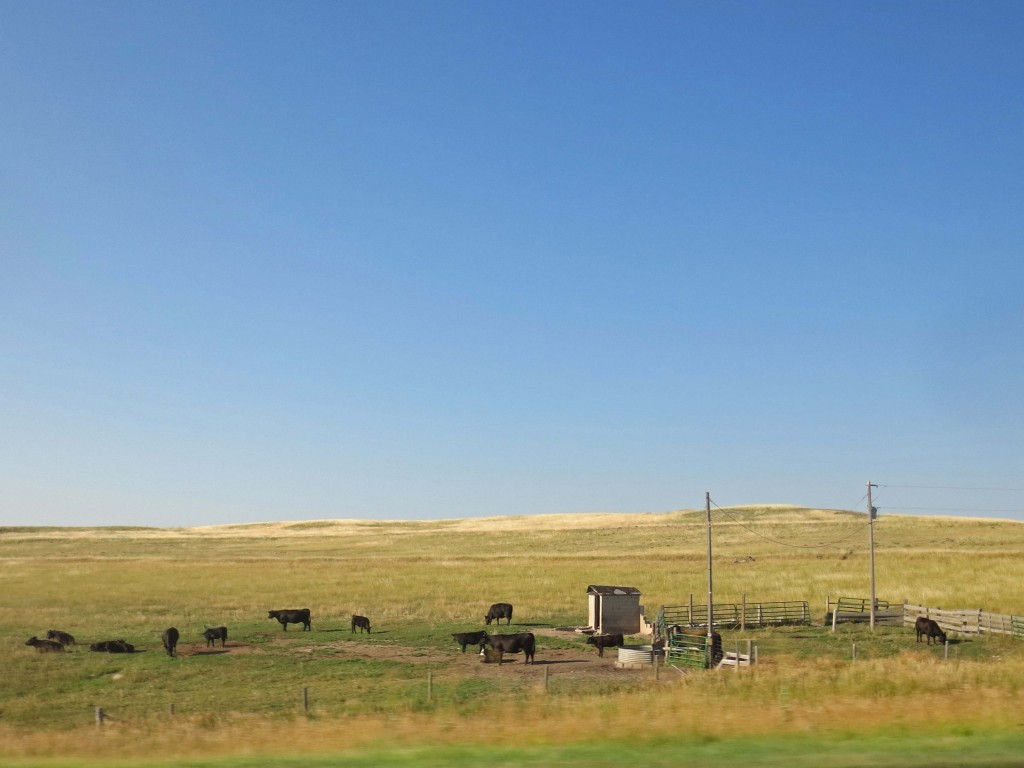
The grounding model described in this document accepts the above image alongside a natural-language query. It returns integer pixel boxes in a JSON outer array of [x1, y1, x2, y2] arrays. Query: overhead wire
[[708, 497, 869, 550]]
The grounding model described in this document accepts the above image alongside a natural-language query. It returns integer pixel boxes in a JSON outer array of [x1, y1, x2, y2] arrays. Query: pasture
[[3, 506, 1024, 766]]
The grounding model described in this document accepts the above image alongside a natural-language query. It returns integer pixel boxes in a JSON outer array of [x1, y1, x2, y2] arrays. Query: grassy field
[[2, 506, 1024, 766]]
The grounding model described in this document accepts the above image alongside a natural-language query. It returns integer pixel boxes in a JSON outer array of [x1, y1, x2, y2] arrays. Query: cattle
[[915, 616, 947, 645], [268, 608, 311, 631], [586, 633, 624, 657], [351, 615, 371, 634], [90, 639, 134, 653], [452, 630, 489, 653], [162, 627, 179, 657], [203, 626, 228, 647], [484, 602, 513, 626], [26, 636, 64, 653], [46, 629, 76, 647], [482, 632, 535, 665]]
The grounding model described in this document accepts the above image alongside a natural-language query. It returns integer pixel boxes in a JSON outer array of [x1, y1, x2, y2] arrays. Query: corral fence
[[826, 596, 903, 629], [655, 597, 810, 639], [825, 597, 1024, 638], [904, 603, 1024, 638]]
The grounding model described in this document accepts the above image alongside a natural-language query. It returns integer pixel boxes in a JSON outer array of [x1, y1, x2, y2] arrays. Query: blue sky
[[2, 1, 1023, 526]]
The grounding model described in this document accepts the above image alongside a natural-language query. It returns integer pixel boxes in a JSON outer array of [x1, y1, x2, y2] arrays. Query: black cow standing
[[351, 615, 371, 633], [162, 627, 179, 657], [46, 630, 76, 647], [452, 630, 489, 653], [483, 632, 535, 665], [485, 603, 513, 626], [203, 626, 228, 647], [586, 633, 624, 657], [915, 616, 947, 645], [268, 608, 312, 631]]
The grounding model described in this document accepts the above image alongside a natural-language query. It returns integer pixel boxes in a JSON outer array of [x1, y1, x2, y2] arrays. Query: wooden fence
[[826, 596, 903, 628], [903, 603, 1024, 637], [656, 599, 810, 636]]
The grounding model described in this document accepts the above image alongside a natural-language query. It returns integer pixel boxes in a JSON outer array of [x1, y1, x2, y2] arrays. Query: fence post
[[302, 687, 309, 713], [741, 594, 746, 632], [168, 703, 175, 717], [944, 641, 949, 661], [688, 594, 693, 627], [852, 642, 856, 661], [95, 707, 105, 727]]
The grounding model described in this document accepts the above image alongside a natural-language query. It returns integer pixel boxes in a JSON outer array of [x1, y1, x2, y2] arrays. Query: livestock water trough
[[615, 644, 660, 669]]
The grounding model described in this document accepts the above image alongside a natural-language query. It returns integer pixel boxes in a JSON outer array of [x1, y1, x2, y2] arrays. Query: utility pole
[[867, 481, 877, 630], [706, 491, 713, 643]]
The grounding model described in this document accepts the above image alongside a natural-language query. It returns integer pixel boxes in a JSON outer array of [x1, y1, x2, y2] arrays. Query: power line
[[882, 506, 1024, 514], [879, 484, 1024, 492], [708, 498, 869, 549]]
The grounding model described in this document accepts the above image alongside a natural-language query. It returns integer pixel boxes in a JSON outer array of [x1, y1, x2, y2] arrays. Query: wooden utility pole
[[868, 481, 877, 631], [706, 491, 714, 643]]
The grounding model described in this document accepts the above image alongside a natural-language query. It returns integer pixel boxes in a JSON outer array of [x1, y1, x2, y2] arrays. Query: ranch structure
[[587, 584, 642, 635]]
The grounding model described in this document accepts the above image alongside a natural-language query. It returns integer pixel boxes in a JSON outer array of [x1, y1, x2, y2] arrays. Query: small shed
[[587, 584, 642, 635]]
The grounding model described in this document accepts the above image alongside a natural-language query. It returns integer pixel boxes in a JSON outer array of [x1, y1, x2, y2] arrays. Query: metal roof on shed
[[586, 585, 641, 596]]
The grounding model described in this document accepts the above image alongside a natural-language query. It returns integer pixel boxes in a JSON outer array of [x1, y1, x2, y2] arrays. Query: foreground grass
[[6, 729, 1024, 768]]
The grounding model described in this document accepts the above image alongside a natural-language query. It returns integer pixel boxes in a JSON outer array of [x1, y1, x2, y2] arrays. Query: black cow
[[483, 632, 535, 665], [26, 636, 64, 653], [452, 630, 489, 653], [268, 608, 311, 631], [46, 629, 76, 647], [162, 627, 179, 657], [586, 633, 624, 657], [351, 615, 371, 633], [485, 603, 513, 626], [90, 639, 134, 653], [915, 616, 947, 645], [203, 626, 228, 648]]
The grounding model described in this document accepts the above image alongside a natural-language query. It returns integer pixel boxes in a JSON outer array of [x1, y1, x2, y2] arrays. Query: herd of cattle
[[23, 603, 954, 663]]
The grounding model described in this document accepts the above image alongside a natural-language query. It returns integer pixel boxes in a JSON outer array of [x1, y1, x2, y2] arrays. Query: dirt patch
[[172, 631, 655, 681]]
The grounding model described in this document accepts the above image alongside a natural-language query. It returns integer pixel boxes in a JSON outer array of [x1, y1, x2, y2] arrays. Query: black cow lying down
[[90, 639, 135, 653], [452, 630, 489, 653], [586, 633, 624, 657], [915, 616, 947, 645], [47, 629, 76, 646], [351, 615, 371, 633], [204, 626, 228, 647], [26, 636, 64, 653], [482, 632, 536, 665], [268, 608, 311, 631]]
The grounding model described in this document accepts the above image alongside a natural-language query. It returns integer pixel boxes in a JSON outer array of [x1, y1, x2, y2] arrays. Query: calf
[[203, 626, 228, 648], [586, 633, 624, 657], [268, 608, 311, 631], [915, 616, 947, 645], [46, 629, 76, 647], [26, 636, 64, 653], [485, 602, 513, 626], [351, 615, 371, 633], [162, 627, 180, 657], [452, 630, 489, 653], [483, 632, 535, 665]]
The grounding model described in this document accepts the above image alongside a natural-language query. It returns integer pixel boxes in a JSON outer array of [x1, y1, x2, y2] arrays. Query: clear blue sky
[[3, 1, 1023, 527]]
